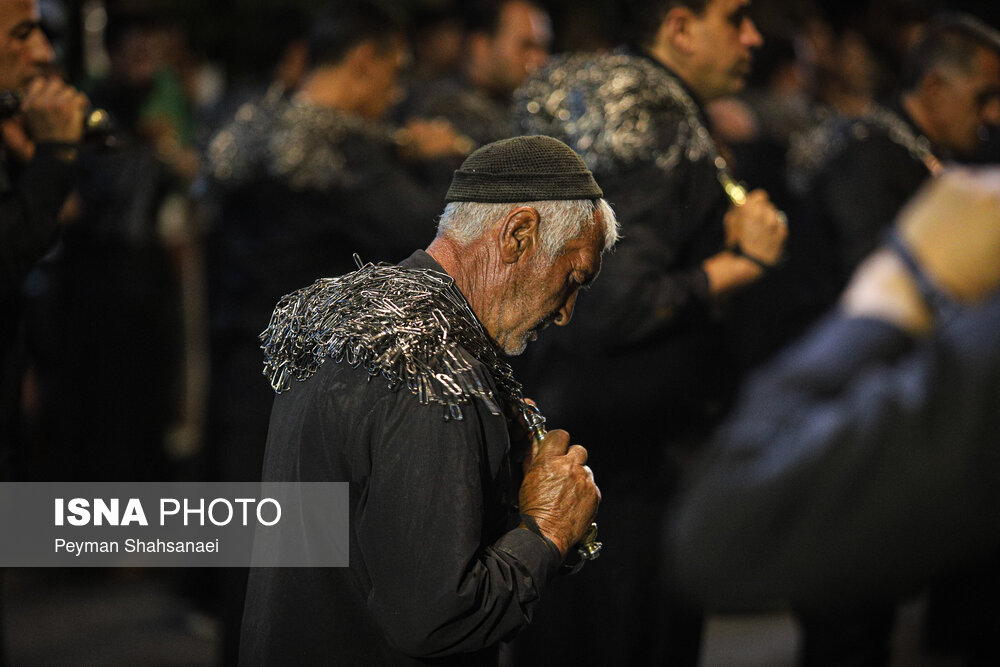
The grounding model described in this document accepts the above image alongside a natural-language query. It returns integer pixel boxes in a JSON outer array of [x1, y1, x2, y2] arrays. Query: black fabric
[[239, 251, 561, 666], [19, 145, 178, 483], [400, 75, 514, 148], [445, 135, 602, 203], [781, 104, 949, 664], [201, 95, 442, 486], [669, 294, 1000, 613], [0, 143, 76, 303], [790, 104, 934, 312], [0, 141, 76, 480]]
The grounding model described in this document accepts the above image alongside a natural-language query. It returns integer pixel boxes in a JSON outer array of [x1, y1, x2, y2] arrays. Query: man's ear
[[347, 40, 379, 77], [468, 32, 492, 70], [659, 7, 696, 56], [920, 68, 950, 108], [498, 207, 541, 264]]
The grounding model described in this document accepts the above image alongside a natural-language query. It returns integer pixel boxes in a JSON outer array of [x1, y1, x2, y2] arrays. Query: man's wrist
[[703, 251, 763, 294], [34, 141, 79, 164], [519, 513, 564, 562], [729, 246, 777, 272]]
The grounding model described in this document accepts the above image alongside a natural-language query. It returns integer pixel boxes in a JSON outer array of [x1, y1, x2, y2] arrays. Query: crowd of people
[[2, 0, 999, 665]]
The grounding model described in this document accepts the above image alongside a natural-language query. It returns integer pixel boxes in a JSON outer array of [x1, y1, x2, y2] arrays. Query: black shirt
[[240, 251, 560, 666]]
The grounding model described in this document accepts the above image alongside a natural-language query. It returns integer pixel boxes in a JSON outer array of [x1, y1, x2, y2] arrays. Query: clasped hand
[[518, 429, 600, 559]]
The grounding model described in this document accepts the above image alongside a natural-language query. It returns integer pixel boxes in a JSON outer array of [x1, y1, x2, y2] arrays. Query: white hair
[[437, 199, 619, 255]]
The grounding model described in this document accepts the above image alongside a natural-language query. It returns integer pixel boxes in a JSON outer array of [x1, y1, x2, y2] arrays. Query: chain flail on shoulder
[[207, 92, 400, 192], [788, 103, 943, 194], [514, 51, 744, 202], [260, 258, 537, 422]]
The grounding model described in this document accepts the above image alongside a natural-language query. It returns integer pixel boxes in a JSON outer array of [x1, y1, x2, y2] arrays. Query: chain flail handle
[[519, 401, 602, 565]]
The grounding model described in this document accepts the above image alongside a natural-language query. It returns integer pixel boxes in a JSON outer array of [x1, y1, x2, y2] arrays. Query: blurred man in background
[[670, 167, 1000, 666], [402, 0, 551, 149], [779, 14, 1000, 664], [0, 0, 85, 475], [512, 0, 785, 663], [1, 0, 85, 662], [790, 14, 1000, 304]]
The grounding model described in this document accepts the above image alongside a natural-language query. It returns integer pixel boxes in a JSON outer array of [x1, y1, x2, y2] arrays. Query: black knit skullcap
[[446, 135, 603, 203]]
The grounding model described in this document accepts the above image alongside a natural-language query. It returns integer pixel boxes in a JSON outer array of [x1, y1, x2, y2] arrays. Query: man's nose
[[29, 29, 56, 66], [742, 19, 764, 49], [982, 96, 1000, 126], [553, 291, 579, 327]]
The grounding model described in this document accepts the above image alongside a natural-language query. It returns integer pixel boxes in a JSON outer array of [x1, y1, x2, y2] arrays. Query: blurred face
[[0, 0, 54, 91], [484, 1, 551, 97], [494, 214, 604, 356], [360, 35, 406, 120], [686, 0, 763, 100], [934, 47, 1000, 157]]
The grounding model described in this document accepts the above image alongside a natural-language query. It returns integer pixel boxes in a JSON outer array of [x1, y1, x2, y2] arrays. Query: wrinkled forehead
[[567, 219, 605, 270]]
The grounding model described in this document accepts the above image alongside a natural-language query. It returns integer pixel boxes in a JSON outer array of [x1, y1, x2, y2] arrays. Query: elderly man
[[240, 135, 617, 665], [511, 0, 785, 663]]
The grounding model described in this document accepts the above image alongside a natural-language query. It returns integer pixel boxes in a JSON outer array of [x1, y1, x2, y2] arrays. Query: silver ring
[[775, 211, 788, 226]]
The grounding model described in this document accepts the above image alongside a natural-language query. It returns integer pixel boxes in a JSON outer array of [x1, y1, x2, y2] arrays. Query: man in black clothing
[[511, 1, 786, 662], [204, 4, 472, 660], [790, 14, 1000, 299], [669, 168, 1000, 663], [784, 20, 1000, 662], [0, 0, 86, 475], [240, 135, 618, 665], [402, 0, 551, 149], [1, 1, 85, 662], [202, 2, 466, 483]]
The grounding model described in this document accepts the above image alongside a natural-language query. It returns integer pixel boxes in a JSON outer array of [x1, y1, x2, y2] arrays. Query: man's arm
[[668, 169, 1000, 613], [358, 386, 596, 657], [0, 143, 76, 299], [0, 77, 86, 300], [571, 164, 786, 350]]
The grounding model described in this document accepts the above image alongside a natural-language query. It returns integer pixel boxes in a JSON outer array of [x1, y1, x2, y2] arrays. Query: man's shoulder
[[412, 79, 511, 146], [514, 51, 702, 177], [205, 93, 289, 187], [208, 95, 396, 193], [788, 107, 925, 195], [261, 264, 508, 422]]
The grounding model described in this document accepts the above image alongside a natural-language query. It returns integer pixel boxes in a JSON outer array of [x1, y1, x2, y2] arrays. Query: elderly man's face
[[685, 0, 763, 101], [0, 0, 54, 91], [495, 215, 604, 356], [935, 46, 1000, 157]]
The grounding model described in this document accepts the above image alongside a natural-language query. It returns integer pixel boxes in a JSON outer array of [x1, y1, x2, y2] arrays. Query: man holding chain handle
[[241, 135, 617, 665]]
